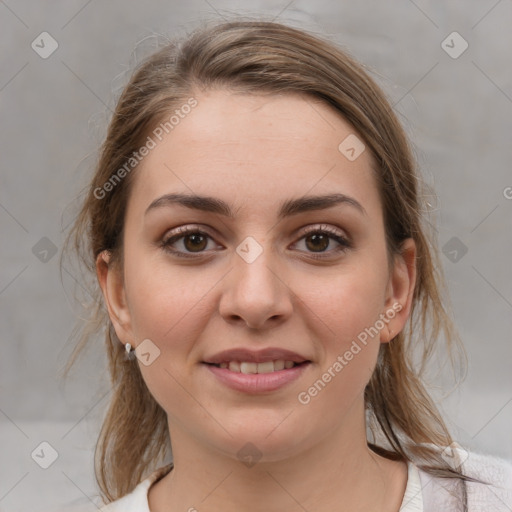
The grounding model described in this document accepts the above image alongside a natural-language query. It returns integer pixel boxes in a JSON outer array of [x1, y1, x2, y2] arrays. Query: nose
[[218, 242, 293, 331]]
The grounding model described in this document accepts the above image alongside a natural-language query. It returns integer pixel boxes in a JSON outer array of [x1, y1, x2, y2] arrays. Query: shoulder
[[417, 446, 512, 511], [99, 465, 172, 512], [463, 449, 512, 483], [463, 449, 512, 509]]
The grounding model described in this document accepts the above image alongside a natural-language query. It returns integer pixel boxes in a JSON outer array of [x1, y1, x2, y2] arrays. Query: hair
[[64, 17, 485, 506]]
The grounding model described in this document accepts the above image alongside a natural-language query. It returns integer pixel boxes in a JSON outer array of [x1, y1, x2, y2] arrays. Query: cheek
[[299, 259, 389, 344], [294, 267, 387, 418], [294, 253, 389, 400], [123, 248, 216, 353], [123, 255, 215, 413]]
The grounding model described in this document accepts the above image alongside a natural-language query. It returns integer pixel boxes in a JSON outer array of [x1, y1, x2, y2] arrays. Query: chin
[[210, 417, 313, 463]]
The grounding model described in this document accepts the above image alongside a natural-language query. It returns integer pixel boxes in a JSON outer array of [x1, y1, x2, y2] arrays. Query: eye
[[160, 225, 219, 258], [160, 224, 351, 260], [292, 224, 351, 259]]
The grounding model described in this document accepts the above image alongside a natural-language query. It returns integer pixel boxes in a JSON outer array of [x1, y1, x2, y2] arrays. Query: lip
[[204, 361, 311, 393], [203, 347, 310, 365]]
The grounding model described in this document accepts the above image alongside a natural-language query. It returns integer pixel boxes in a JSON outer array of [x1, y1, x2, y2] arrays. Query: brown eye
[[304, 233, 330, 252], [182, 233, 208, 252], [161, 227, 218, 258], [293, 225, 351, 260]]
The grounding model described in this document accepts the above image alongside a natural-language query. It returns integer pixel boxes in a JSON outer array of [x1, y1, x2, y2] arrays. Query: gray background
[[1, 1, 511, 510]]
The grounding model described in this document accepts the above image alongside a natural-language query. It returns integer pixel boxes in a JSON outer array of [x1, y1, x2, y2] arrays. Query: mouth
[[202, 347, 312, 392], [204, 360, 310, 374]]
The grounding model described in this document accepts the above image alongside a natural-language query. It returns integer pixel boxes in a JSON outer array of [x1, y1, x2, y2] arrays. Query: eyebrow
[[145, 192, 366, 219]]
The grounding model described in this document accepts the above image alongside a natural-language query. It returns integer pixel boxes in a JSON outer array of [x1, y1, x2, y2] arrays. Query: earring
[[125, 342, 135, 359]]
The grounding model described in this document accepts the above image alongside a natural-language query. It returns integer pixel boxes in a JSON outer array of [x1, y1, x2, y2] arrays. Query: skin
[[97, 89, 417, 512]]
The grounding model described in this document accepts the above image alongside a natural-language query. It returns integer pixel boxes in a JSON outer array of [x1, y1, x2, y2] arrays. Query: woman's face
[[99, 89, 415, 462]]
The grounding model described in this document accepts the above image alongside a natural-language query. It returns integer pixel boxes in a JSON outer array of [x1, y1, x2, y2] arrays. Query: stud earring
[[125, 342, 135, 359]]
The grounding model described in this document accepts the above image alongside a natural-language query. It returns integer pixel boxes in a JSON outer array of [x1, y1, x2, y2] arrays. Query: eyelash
[[159, 224, 352, 260]]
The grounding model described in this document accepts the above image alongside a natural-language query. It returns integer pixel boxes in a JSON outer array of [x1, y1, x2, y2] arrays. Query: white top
[[63, 447, 511, 511], [97, 448, 512, 511], [400, 460, 423, 511], [100, 461, 424, 512]]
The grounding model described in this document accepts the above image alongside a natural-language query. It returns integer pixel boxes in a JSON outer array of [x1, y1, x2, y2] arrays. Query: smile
[[210, 360, 300, 373], [204, 361, 311, 393]]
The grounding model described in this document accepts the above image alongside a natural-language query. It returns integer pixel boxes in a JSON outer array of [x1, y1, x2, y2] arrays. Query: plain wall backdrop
[[1, 1, 511, 510]]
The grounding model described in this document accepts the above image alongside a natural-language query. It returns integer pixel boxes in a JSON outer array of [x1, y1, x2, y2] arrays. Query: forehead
[[128, 89, 380, 218]]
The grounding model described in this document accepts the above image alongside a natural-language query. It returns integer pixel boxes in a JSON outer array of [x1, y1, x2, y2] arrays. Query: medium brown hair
[[65, 17, 480, 504]]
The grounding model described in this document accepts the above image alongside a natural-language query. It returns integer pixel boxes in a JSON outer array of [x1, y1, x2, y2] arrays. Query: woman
[[66, 18, 512, 511]]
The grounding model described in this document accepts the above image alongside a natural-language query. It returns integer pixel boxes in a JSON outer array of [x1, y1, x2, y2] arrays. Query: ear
[[380, 238, 417, 343], [96, 250, 134, 347]]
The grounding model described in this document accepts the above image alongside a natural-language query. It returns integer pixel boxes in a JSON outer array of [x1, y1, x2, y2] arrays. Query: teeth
[[228, 361, 240, 372], [256, 361, 275, 374], [220, 360, 298, 373], [240, 362, 258, 374], [273, 360, 285, 371]]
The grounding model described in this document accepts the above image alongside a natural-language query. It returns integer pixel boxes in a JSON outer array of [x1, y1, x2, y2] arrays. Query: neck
[[148, 401, 407, 512]]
